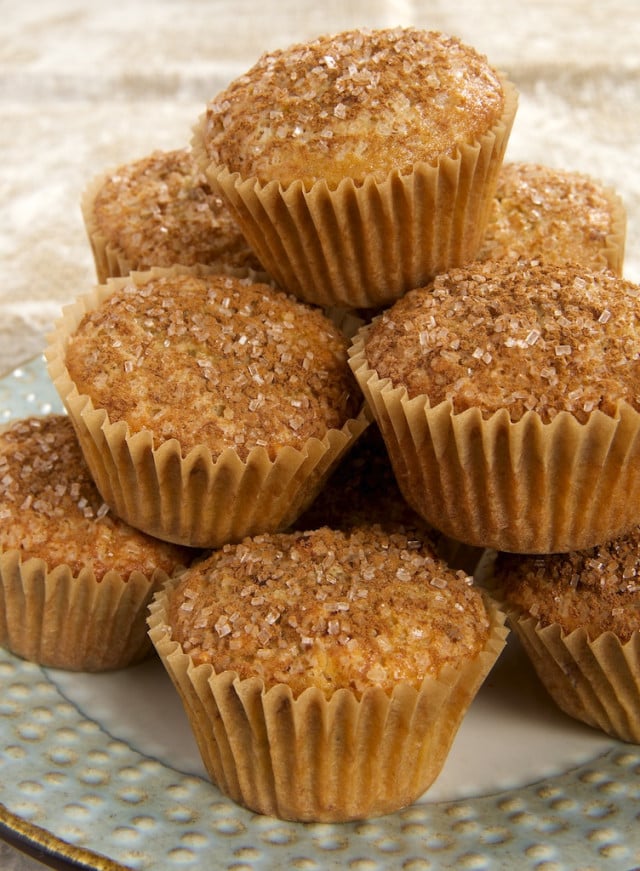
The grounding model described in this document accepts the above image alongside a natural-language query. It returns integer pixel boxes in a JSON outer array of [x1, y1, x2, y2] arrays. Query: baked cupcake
[[148, 525, 507, 821], [295, 424, 432, 532], [193, 27, 518, 309], [491, 533, 640, 743], [46, 266, 368, 548], [350, 258, 640, 553], [478, 162, 626, 274], [295, 423, 483, 574], [81, 147, 262, 282], [0, 414, 191, 671]]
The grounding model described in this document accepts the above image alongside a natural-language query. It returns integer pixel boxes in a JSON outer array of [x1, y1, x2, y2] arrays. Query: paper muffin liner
[[80, 173, 134, 283], [499, 605, 640, 743], [45, 270, 370, 549], [194, 78, 518, 310], [349, 327, 640, 554], [0, 550, 172, 671], [147, 583, 507, 822], [591, 184, 627, 277]]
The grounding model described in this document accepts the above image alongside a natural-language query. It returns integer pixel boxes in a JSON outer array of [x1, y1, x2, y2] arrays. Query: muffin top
[[64, 270, 361, 460], [0, 415, 191, 579], [493, 529, 640, 642], [166, 525, 492, 697], [478, 162, 625, 273], [196, 27, 506, 187], [361, 259, 640, 424], [89, 147, 260, 272]]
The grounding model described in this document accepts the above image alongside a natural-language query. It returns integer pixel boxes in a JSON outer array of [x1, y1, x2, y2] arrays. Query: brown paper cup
[[148, 584, 507, 821], [0, 550, 170, 671], [195, 78, 518, 310], [504, 610, 640, 743], [349, 327, 640, 554], [45, 271, 370, 548], [600, 186, 628, 276], [80, 173, 134, 283]]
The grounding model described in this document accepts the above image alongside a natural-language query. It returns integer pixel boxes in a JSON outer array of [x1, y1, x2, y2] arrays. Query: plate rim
[[0, 802, 123, 871]]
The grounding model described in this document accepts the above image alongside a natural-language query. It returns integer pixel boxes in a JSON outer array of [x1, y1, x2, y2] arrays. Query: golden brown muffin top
[[493, 529, 640, 642], [91, 148, 261, 271], [478, 162, 625, 273], [362, 259, 640, 424], [0, 415, 191, 580], [167, 526, 492, 697], [65, 271, 361, 460], [196, 27, 506, 187]]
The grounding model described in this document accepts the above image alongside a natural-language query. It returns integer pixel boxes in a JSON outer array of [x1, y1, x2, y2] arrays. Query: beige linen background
[[2, 0, 639, 375]]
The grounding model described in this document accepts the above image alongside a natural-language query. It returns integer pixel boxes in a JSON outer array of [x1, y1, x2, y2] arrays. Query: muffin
[[0, 414, 191, 671], [295, 423, 483, 574], [46, 266, 369, 548], [478, 162, 626, 274], [193, 27, 518, 309], [148, 525, 508, 821], [81, 147, 262, 282], [295, 424, 434, 532], [491, 533, 640, 742], [350, 258, 640, 553]]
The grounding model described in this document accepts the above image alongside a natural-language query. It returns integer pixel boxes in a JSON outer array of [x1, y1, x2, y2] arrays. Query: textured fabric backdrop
[[2, 1, 639, 372]]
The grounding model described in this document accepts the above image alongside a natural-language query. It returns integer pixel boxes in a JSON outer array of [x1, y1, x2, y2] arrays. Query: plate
[[0, 356, 639, 871]]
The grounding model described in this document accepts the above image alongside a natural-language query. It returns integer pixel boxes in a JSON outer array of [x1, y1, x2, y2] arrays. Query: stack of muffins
[[2, 26, 637, 822]]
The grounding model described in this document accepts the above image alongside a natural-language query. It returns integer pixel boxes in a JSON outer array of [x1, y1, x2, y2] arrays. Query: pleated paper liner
[[45, 272, 370, 549], [80, 172, 132, 284], [0, 550, 174, 671], [501, 608, 640, 744], [349, 327, 640, 554], [194, 78, 518, 310], [599, 183, 628, 276], [147, 583, 508, 822]]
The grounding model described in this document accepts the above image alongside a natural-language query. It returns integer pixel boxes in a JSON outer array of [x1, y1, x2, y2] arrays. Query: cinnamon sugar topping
[[167, 526, 490, 697], [91, 148, 261, 271], [0, 415, 189, 579], [198, 27, 505, 187], [478, 162, 626, 273], [65, 271, 360, 459], [363, 259, 640, 424], [495, 526, 640, 642]]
